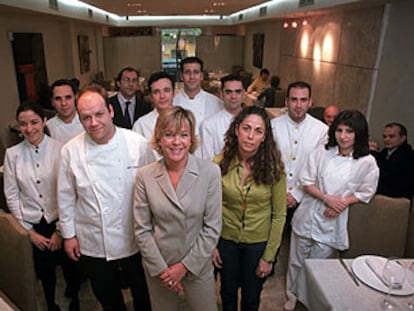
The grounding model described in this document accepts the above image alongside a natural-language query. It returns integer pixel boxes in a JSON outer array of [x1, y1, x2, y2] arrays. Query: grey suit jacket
[[134, 154, 222, 278]]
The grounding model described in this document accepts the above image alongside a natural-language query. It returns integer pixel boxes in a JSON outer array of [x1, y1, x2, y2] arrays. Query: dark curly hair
[[325, 109, 370, 159], [219, 106, 284, 185]]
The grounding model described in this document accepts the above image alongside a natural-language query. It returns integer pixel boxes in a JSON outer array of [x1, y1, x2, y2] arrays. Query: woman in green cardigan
[[213, 105, 286, 310]]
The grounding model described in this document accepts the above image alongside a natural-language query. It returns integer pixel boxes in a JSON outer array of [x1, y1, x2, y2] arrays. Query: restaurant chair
[[307, 106, 325, 123], [404, 199, 414, 257], [273, 89, 286, 108], [341, 194, 410, 258], [0, 210, 46, 310]]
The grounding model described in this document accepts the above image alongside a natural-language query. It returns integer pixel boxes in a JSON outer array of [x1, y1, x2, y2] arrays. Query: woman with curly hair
[[212, 105, 286, 311]]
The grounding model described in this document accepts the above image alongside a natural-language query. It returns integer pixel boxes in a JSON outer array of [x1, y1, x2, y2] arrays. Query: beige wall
[[276, 5, 384, 113], [243, 21, 283, 84], [196, 35, 244, 73], [242, 1, 414, 146], [103, 35, 162, 81], [369, 0, 414, 147]]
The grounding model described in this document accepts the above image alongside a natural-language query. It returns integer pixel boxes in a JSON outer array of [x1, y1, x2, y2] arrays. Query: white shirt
[[271, 114, 328, 202], [46, 113, 84, 143], [4, 135, 63, 229], [58, 128, 156, 260], [117, 93, 136, 122], [132, 109, 157, 140], [173, 89, 223, 136], [200, 108, 234, 160], [292, 146, 379, 250]]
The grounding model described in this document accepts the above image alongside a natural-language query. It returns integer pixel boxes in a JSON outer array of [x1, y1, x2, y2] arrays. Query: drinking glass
[[408, 261, 414, 310], [382, 258, 405, 310]]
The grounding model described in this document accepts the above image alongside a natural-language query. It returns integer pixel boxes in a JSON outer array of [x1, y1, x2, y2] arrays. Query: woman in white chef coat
[[3, 102, 77, 311], [285, 110, 379, 310]]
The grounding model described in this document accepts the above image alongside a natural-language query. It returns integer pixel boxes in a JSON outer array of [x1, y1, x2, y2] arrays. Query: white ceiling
[[82, 0, 271, 16], [80, 0, 389, 18], [0, 0, 391, 27]]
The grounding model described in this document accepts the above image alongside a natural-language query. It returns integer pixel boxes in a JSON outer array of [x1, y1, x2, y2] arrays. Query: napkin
[[365, 257, 403, 289]]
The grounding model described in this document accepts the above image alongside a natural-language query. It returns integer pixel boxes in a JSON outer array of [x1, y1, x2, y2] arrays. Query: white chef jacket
[[271, 113, 328, 202], [46, 113, 84, 143], [200, 108, 233, 160], [132, 109, 157, 140], [292, 146, 379, 250], [4, 135, 62, 229], [173, 89, 223, 136], [58, 128, 156, 260]]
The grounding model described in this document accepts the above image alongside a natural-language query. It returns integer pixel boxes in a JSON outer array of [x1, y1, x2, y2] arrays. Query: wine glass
[[382, 258, 405, 310], [408, 261, 414, 310]]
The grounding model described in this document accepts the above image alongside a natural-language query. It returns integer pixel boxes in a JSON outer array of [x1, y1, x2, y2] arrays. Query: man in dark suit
[[109, 66, 152, 129], [371, 122, 414, 200]]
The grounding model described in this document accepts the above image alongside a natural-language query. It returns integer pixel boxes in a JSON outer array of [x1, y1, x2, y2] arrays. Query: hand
[[64, 237, 81, 261], [323, 206, 340, 218], [160, 262, 188, 290], [322, 194, 348, 214], [287, 192, 298, 209], [369, 140, 379, 152], [48, 232, 62, 252], [212, 248, 222, 269], [168, 281, 185, 295], [28, 229, 50, 251], [255, 258, 272, 278]]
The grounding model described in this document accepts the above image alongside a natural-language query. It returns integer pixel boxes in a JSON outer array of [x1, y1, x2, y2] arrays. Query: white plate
[[351, 255, 414, 296]]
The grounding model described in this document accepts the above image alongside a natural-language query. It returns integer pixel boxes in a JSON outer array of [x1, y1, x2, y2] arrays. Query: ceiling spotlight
[[283, 21, 289, 28], [292, 21, 298, 28], [302, 19, 308, 26]]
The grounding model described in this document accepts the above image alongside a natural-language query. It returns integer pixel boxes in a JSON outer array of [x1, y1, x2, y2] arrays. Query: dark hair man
[[109, 66, 152, 129]]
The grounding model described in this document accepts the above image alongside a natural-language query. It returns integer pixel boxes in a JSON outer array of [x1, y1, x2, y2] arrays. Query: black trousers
[[81, 252, 151, 311], [32, 218, 81, 310]]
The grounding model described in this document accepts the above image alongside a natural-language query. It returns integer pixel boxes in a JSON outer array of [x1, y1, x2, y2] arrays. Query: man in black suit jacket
[[109, 66, 152, 129], [371, 122, 414, 200]]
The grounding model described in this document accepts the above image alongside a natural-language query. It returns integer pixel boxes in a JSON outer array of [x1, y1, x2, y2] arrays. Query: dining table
[[297, 258, 414, 311]]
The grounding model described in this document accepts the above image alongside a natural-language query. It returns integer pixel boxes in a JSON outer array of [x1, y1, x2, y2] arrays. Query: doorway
[[11, 33, 50, 109], [161, 28, 202, 82]]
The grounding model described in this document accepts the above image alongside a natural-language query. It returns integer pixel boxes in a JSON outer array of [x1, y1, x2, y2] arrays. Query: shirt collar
[[24, 134, 49, 149], [228, 155, 243, 171], [287, 113, 308, 126], [183, 89, 203, 100], [117, 93, 136, 105], [334, 145, 354, 157]]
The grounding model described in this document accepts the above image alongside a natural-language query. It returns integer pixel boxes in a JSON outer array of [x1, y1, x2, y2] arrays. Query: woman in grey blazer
[[133, 106, 222, 311]]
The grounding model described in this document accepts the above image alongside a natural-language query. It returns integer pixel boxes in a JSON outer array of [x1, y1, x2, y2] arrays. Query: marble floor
[[52, 231, 306, 311]]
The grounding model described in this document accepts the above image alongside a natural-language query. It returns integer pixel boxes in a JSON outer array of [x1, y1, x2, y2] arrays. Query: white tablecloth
[[298, 259, 413, 311]]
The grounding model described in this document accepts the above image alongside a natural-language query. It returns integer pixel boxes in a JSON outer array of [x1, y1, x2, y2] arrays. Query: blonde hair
[[151, 106, 199, 155]]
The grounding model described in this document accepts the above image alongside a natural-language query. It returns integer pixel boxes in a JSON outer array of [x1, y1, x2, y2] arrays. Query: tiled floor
[[52, 231, 306, 311]]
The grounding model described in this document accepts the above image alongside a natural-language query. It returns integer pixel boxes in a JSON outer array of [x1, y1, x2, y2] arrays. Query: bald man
[[323, 105, 339, 126]]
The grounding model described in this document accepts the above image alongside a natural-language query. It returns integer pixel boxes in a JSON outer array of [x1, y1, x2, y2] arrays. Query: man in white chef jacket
[[271, 81, 328, 310], [58, 84, 155, 310], [173, 56, 223, 157]]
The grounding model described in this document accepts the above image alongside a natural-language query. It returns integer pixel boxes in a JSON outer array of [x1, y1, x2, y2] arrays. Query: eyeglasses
[[122, 77, 138, 83], [182, 70, 201, 76], [223, 89, 243, 95]]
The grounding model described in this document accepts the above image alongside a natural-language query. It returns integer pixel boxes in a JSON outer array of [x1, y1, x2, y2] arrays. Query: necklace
[[237, 165, 252, 228]]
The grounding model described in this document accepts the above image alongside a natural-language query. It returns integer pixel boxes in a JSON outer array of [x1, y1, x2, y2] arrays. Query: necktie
[[124, 101, 132, 128]]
